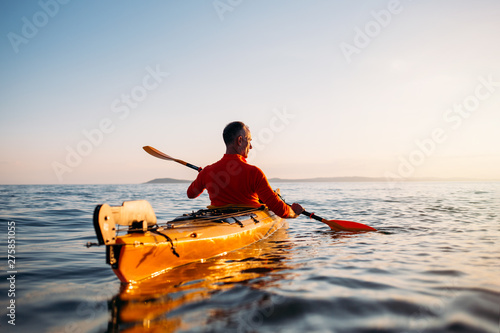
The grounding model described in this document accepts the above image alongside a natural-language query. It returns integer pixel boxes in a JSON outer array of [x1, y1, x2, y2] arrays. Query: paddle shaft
[[184, 162, 201, 172], [302, 210, 324, 223]]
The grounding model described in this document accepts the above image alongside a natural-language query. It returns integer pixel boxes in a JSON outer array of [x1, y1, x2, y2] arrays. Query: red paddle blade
[[323, 219, 377, 232]]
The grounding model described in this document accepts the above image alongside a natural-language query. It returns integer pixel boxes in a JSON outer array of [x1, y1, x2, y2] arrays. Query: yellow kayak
[[92, 200, 285, 283]]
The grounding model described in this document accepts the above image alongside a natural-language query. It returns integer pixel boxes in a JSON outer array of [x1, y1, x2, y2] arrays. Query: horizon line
[[1, 176, 500, 186]]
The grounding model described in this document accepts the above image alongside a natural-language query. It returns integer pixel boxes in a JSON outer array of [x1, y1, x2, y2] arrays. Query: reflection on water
[[107, 224, 376, 332], [108, 225, 296, 332]]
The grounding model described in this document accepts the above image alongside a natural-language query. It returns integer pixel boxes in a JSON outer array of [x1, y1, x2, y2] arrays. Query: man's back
[[187, 154, 292, 217]]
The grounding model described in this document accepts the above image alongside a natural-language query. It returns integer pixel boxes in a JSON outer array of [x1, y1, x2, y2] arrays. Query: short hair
[[223, 121, 246, 146]]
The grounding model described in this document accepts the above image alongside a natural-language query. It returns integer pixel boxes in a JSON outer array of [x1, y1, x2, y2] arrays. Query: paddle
[[143, 146, 376, 232], [301, 210, 376, 232], [143, 146, 202, 171]]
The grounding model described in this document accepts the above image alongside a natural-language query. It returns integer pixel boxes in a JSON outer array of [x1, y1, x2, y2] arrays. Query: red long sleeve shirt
[[187, 154, 293, 218]]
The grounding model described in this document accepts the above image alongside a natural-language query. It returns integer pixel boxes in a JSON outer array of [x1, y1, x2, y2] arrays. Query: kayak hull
[[103, 206, 284, 283]]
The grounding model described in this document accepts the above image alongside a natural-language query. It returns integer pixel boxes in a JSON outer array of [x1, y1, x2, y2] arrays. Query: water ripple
[[0, 182, 499, 332]]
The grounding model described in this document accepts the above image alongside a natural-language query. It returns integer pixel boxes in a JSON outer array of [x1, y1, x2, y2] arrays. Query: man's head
[[223, 121, 252, 158]]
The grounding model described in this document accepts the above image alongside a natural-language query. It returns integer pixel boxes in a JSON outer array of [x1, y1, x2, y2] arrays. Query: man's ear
[[236, 135, 243, 146]]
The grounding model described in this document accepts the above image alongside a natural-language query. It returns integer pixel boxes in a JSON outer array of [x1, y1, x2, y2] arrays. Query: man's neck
[[225, 146, 239, 155]]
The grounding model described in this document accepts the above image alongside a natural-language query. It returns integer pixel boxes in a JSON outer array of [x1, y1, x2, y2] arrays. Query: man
[[187, 121, 304, 218]]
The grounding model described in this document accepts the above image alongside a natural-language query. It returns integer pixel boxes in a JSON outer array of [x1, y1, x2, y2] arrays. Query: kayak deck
[[93, 201, 285, 283]]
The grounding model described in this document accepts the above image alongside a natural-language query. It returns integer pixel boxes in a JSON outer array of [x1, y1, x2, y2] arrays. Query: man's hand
[[290, 203, 304, 218]]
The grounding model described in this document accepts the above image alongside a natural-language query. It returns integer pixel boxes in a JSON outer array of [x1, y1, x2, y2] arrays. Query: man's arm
[[254, 172, 303, 218], [187, 171, 205, 199]]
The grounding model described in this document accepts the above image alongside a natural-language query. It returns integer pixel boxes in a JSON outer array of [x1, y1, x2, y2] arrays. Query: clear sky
[[1, 0, 499, 184]]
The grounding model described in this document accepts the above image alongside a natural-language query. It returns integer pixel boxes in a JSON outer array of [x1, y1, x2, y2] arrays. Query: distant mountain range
[[145, 178, 191, 184], [144, 176, 487, 184]]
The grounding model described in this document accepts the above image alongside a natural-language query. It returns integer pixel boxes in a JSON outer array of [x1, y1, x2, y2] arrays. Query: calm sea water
[[0, 182, 499, 332]]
